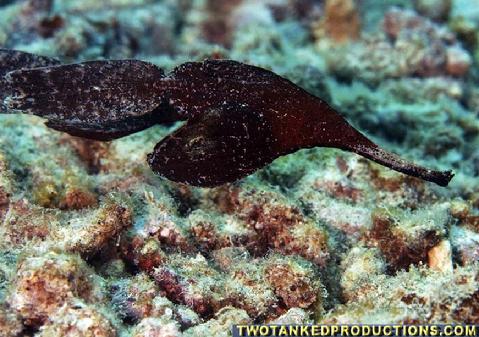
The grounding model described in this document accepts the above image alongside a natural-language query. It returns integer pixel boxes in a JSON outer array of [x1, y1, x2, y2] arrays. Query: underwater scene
[[0, 0, 478, 336]]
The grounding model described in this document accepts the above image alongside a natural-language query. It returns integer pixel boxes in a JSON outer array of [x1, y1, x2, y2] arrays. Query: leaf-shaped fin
[[4, 59, 166, 124], [147, 102, 276, 187], [0, 49, 60, 112]]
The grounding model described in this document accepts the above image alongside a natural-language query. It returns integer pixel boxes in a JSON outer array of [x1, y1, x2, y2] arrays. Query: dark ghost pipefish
[[0, 49, 453, 187]]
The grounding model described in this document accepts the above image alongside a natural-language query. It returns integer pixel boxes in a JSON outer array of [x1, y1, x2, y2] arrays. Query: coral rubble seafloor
[[0, 0, 479, 336]]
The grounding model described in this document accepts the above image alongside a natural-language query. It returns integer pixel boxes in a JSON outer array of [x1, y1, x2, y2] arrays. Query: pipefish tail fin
[[0, 49, 60, 112], [347, 136, 454, 187], [3, 58, 170, 139], [305, 108, 454, 187]]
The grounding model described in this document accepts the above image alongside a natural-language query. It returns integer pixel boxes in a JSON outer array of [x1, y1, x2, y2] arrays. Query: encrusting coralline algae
[[0, 0, 479, 336]]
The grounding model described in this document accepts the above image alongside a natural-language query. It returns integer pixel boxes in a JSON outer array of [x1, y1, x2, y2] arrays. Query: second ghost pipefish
[[0, 49, 453, 187]]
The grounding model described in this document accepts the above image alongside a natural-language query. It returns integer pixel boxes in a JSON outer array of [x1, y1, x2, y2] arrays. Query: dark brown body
[[0, 49, 453, 187]]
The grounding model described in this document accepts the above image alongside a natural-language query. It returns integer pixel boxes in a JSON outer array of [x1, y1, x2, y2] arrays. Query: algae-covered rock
[[322, 265, 479, 324], [0, 0, 478, 334], [8, 251, 105, 327], [36, 301, 117, 337]]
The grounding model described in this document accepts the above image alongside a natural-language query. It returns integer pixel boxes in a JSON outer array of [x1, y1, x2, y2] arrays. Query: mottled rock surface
[[0, 0, 478, 335]]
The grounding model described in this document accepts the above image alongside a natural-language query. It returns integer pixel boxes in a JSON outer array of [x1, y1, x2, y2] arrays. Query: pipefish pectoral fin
[[3, 57, 171, 140], [147, 102, 277, 187]]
